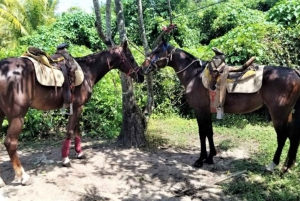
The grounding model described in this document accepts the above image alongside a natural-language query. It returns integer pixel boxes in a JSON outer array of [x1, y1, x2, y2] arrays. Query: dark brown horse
[[0, 41, 144, 187], [141, 38, 300, 173]]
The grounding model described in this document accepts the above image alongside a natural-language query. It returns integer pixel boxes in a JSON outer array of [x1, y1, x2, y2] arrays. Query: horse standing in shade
[[141, 38, 300, 173], [0, 41, 144, 187]]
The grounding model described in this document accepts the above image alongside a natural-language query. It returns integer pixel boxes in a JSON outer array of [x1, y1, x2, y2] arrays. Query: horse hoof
[[204, 158, 214, 164], [62, 157, 72, 167], [22, 177, 33, 186], [265, 161, 277, 172], [281, 166, 291, 174], [193, 160, 203, 168], [62, 162, 72, 167], [76, 152, 86, 159], [0, 179, 6, 188]]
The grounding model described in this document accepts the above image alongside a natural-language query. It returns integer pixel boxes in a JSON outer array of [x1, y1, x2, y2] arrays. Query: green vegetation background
[[0, 0, 299, 140], [1, 1, 300, 200]]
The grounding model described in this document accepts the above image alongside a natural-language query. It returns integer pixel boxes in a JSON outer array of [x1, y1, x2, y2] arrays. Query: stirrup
[[216, 106, 224, 119], [61, 103, 73, 115]]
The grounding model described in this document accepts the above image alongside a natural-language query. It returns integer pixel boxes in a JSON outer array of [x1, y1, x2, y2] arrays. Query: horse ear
[[122, 40, 128, 49]]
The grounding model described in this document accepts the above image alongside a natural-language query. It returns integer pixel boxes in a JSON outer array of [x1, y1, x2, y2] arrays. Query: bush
[[81, 71, 123, 139], [267, 0, 300, 27], [198, 1, 265, 45], [208, 22, 281, 65], [20, 10, 104, 53]]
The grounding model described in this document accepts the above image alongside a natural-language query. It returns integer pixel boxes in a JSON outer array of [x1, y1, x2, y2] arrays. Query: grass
[[146, 114, 300, 201]]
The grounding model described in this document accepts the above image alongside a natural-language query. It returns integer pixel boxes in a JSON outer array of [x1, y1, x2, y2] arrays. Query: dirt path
[[0, 139, 251, 201]]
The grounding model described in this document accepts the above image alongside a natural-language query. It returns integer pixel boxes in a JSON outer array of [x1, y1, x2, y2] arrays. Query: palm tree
[[0, 0, 59, 47]]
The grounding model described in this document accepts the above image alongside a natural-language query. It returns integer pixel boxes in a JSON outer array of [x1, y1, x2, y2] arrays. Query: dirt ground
[[0, 137, 253, 201]]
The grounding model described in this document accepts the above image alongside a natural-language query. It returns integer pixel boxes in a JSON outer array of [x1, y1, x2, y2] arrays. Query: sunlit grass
[[146, 114, 300, 200], [146, 115, 199, 148]]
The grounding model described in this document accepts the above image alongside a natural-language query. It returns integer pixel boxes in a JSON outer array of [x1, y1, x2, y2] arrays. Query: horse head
[[141, 37, 173, 75], [112, 41, 144, 83]]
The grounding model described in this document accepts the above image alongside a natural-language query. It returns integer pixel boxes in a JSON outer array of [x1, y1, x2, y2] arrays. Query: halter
[[144, 43, 176, 74], [106, 46, 140, 76], [145, 43, 205, 75]]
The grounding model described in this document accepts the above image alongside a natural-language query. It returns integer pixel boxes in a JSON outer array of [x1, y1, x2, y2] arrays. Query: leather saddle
[[24, 43, 78, 114], [51, 43, 78, 107]]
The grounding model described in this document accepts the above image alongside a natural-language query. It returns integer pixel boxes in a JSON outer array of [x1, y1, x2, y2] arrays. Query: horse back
[[0, 57, 35, 77]]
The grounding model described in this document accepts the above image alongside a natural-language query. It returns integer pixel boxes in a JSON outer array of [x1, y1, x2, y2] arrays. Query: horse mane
[[75, 46, 120, 62], [75, 50, 106, 62], [179, 48, 198, 60], [177, 48, 208, 70]]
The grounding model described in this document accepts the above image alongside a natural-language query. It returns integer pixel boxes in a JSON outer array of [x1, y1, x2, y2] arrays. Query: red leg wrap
[[62, 139, 71, 158], [75, 136, 82, 153]]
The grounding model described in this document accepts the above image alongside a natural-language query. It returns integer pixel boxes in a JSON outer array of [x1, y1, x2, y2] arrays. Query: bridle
[[144, 43, 176, 74], [106, 46, 140, 76], [144, 43, 205, 74]]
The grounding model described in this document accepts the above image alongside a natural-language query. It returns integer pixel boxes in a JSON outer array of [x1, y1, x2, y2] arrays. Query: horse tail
[[285, 94, 300, 171]]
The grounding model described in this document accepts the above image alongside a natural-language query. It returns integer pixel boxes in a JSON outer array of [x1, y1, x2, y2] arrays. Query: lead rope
[[176, 59, 202, 74]]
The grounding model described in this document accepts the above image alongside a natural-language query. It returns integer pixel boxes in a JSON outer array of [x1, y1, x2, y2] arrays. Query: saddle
[[23, 43, 78, 115], [203, 48, 256, 119]]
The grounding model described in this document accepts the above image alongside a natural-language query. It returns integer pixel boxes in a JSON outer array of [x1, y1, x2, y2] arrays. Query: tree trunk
[[137, 0, 155, 121], [93, 0, 112, 47], [105, 0, 112, 42], [115, 0, 146, 147]]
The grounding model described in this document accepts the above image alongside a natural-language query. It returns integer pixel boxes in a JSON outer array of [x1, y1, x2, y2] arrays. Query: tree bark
[[115, 0, 146, 147], [93, 0, 112, 47], [105, 0, 112, 42], [137, 0, 154, 121]]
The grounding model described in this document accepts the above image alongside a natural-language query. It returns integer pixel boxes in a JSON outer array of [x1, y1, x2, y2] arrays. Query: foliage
[[82, 71, 123, 139], [0, 0, 58, 47], [267, 0, 300, 27], [2, 0, 300, 141], [198, 0, 266, 45], [21, 109, 67, 141], [20, 10, 104, 52], [267, 24, 300, 67], [243, 0, 279, 11], [209, 22, 281, 65]]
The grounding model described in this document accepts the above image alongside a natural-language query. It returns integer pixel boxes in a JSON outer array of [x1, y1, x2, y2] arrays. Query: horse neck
[[168, 49, 200, 87], [76, 51, 112, 86]]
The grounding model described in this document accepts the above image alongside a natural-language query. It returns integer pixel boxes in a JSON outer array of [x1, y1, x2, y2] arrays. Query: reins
[[147, 44, 204, 75], [176, 59, 203, 74]]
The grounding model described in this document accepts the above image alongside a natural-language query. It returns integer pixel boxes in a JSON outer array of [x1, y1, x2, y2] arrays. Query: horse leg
[[205, 126, 217, 164], [266, 114, 291, 172], [74, 119, 85, 159], [193, 111, 215, 167], [282, 99, 300, 172], [61, 106, 83, 166], [4, 117, 33, 185], [0, 110, 6, 187]]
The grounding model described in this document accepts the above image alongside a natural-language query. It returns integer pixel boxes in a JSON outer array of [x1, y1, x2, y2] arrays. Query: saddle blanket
[[202, 65, 264, 93], [22, 56, 84, 87]]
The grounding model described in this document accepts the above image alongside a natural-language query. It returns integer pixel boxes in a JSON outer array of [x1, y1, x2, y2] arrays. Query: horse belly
[[31, 87, 64, 110], [224, 92, 263, 114]]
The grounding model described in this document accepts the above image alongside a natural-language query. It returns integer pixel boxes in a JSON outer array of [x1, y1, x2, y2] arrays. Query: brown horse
[[141, 38, 300, 173], [0, 41, 144, 187]]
